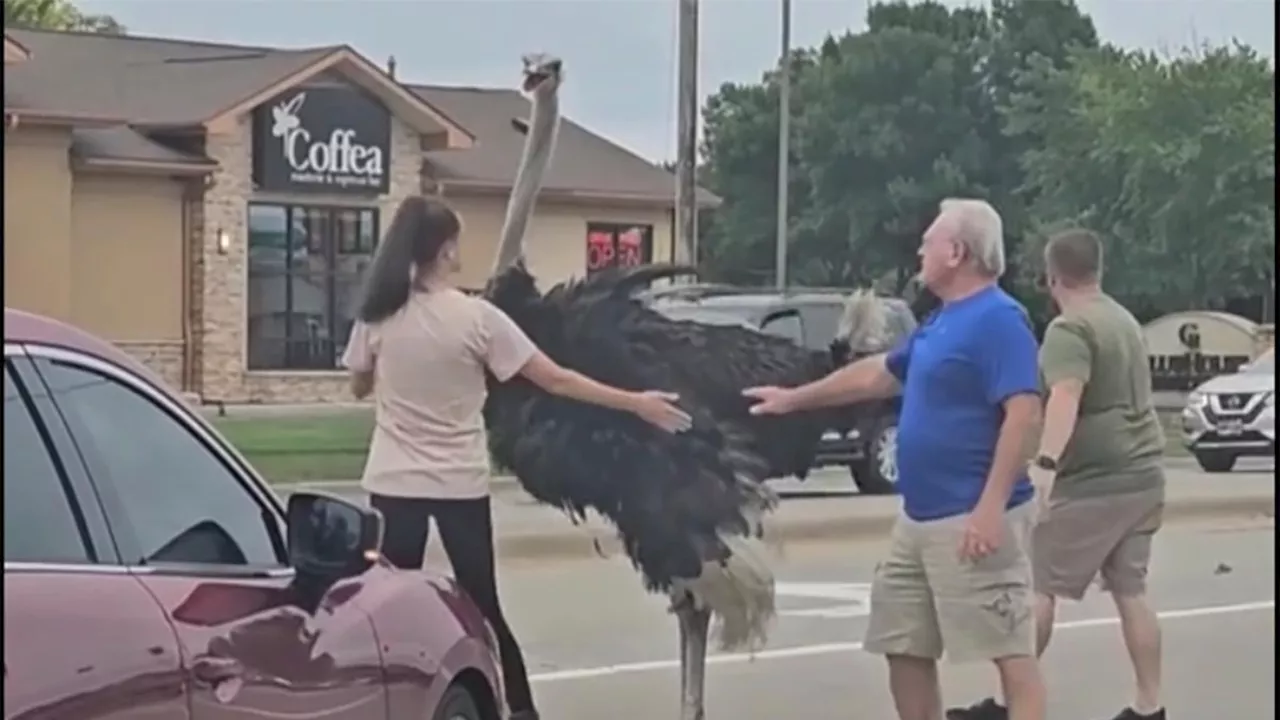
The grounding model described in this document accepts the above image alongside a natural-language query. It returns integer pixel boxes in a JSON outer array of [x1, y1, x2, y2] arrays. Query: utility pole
[[675, 0, 700, 267], [774, 0, 792, 289]]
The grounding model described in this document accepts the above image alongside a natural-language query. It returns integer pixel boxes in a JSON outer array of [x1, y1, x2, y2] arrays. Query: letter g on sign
[[1177, 322, 1201, 352]]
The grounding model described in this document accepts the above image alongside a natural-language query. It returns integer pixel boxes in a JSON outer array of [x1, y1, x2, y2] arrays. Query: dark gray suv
[[642, 285, 917, 494]]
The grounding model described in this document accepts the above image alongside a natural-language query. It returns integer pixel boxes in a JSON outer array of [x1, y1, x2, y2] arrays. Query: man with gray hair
[[745, 198, 1046, 720]]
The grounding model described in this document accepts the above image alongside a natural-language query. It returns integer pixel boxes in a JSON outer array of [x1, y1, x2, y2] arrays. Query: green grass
[[210, 410, 374, 484], [209, 407, 1189, 484]]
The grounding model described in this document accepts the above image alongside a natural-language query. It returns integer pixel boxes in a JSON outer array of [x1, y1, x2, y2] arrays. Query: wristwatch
[[1033, 454, 1059, 472]]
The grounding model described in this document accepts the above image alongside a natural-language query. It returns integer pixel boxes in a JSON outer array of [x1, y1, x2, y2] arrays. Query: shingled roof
[[413, 84, 719, 207], [4, 28, 715, 206]]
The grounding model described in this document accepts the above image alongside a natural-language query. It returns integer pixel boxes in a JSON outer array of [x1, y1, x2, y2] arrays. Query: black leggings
[[369, 494, 535, 714]]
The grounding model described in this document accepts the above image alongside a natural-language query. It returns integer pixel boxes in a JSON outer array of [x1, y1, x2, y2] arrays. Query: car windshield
[[1242, 350, 1274, 374]]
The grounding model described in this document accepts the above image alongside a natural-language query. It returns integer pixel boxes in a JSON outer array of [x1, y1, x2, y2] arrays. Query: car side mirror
[[286, 492, 382, 583]]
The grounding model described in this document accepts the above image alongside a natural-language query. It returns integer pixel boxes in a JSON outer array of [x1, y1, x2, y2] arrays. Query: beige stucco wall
[[69, 173, 187, 389], [447, 194, 675, 291], [4, 126, 74, 320], [198, 110, 423, 403]]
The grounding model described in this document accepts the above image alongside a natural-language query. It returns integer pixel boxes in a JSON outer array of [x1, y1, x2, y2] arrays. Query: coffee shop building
[[4, 28, 717, 403]]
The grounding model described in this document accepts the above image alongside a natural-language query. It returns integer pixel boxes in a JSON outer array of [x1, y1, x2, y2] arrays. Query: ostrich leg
[[675, 593, 712, 720]]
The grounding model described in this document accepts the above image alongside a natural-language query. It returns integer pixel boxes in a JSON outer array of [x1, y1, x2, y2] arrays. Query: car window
[[802, 304, 844, 347], [761, 312, 805, 345], [36, 359, 284, 568], [3, 362, 94, 564]]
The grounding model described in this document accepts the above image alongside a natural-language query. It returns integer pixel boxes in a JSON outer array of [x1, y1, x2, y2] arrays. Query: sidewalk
[[283, 465, 1275, 562]]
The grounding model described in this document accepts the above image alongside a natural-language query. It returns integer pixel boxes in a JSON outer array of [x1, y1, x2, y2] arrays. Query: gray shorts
[[1033, 486, 1164, 601], [863, 502, 1036, 664]]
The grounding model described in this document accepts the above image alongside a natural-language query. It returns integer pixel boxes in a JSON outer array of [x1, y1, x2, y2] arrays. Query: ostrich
[[481, 54, 888, 720]]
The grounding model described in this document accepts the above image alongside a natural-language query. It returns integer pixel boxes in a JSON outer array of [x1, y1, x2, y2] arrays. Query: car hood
[[1195, 373, 1274, 395]]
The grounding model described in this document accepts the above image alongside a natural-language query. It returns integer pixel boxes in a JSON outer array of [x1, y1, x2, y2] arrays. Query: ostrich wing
[[541, 264, 839, 479], [484, 264, 840, 593]]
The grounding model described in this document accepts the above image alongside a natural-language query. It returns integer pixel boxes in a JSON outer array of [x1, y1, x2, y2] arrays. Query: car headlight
[[1187, 392, 1209, 409]]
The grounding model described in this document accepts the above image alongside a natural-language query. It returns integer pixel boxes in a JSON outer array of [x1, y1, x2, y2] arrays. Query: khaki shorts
[[1033, 486, 1164, 601], [864, 502, 1036, 664]]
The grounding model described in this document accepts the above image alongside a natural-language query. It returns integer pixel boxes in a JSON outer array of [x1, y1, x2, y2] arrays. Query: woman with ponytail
[[341, 195, 690, 719]]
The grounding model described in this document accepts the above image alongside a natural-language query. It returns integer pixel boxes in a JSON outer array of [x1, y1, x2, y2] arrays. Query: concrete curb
[[493, 493, 1276, 563]]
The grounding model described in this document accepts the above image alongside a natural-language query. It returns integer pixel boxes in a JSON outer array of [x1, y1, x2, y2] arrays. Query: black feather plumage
[[483, 262, 842, 593]]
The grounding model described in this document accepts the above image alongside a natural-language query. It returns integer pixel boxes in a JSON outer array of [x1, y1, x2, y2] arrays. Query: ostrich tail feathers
[[674, 532, 777, 653], [837, 288, 890, 356]]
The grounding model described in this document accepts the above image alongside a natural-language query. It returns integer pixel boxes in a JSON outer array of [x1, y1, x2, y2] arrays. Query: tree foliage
[[1009, 44, 1275, 315], [4, 0, 124, 34], [696, 0, 1274, 321]]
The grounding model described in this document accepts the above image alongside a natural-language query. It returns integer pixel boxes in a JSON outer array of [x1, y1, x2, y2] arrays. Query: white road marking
[[776, 581, 874, 619], [775, 582, 873, 601], [529, 599, 1275, 684]]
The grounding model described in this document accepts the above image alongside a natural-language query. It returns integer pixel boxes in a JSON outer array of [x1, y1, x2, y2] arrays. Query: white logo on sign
[[270, 92, 384, 185], [777, 582, 873, 619]]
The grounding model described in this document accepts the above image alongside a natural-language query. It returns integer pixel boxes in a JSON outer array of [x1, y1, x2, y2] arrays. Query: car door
[[3, 351, 188, 720], [23, 346, 388, 720]]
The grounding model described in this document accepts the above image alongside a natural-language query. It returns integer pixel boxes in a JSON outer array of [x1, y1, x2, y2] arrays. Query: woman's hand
[[628, 391, 693, 433]]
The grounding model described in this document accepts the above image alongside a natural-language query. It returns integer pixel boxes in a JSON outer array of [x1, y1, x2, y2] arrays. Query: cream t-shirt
[[341, 289, 537, 500]]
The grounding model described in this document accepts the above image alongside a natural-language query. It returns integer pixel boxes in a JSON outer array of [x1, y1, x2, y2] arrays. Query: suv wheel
[[850, 413, 899, 495], [433, 684, 483, 720], [1194, 450, 1238, 473]]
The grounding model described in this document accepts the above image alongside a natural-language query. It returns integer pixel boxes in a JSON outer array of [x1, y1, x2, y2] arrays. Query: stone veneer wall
[[196, 112, 421, 403], [117, 341, 186, 391]]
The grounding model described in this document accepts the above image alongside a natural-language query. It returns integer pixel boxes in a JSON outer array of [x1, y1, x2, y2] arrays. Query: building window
[[246, 203, 378, 370], [585, 223, 654, 275]]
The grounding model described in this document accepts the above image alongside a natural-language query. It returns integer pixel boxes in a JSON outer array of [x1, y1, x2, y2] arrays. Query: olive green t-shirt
[[1039, 294, 1166, 499]]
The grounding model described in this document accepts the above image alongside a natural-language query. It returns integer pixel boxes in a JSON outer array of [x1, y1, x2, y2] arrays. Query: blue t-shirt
[[886, 285, 1038, 521]]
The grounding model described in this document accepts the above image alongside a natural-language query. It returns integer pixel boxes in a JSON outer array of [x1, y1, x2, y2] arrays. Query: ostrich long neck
[[491, 88, 560, 276]]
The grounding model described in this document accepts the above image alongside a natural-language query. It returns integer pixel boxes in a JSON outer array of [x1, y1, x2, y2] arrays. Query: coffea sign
[[253, 86, 391, 194]]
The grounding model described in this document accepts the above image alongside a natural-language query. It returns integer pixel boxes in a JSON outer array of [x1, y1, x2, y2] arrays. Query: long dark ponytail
[[358, 195, 462, 323]]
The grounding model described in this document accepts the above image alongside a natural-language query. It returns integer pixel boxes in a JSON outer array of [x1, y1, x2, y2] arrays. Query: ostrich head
[[520, 53, 564, 97]]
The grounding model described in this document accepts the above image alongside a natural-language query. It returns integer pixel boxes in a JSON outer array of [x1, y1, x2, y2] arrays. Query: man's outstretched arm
[[783, 354, 902, 411], [745, 335, 912, 416]]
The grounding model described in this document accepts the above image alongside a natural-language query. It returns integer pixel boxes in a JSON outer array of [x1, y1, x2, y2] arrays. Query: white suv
[[1182, 348, 1275, 472]]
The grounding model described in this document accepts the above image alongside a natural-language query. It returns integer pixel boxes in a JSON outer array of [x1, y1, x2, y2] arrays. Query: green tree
[[696, 0, 1098, 296], [4, 0, 124, 33], [1009, 43, 1275, 316]]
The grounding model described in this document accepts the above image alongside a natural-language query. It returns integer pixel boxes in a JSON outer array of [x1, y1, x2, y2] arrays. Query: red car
[[3, 308, 504, 720]]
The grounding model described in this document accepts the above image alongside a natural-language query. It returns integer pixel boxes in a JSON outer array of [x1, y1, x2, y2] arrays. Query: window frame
[[3, 346, 118, 572], [23, 343, 293, 580], [585, 222, 655, 276], [246, 202, 379, 371]]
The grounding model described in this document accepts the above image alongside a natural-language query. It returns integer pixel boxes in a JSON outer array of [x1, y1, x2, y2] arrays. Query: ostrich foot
[[676, 600, 712, 720]]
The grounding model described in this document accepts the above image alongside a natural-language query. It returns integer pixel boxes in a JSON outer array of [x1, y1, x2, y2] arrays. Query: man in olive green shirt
[[948, 230, 1167, 720]]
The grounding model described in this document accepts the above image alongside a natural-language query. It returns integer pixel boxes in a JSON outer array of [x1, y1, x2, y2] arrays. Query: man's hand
[[959, 499, 1005, 561], [742, 386, 798, 416]]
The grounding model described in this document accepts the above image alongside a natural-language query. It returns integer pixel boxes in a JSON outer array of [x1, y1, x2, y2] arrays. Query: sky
[[77, 0, 1277, 163]]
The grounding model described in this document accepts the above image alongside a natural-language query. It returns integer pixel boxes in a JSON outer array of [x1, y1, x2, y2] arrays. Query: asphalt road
[[486, 518, 1275, 720]]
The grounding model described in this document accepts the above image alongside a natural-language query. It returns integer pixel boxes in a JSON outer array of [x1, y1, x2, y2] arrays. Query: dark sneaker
[[509, 712, 540, 720], [1109, 708, 1165, 720], [946, 698, 1008, 720]]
